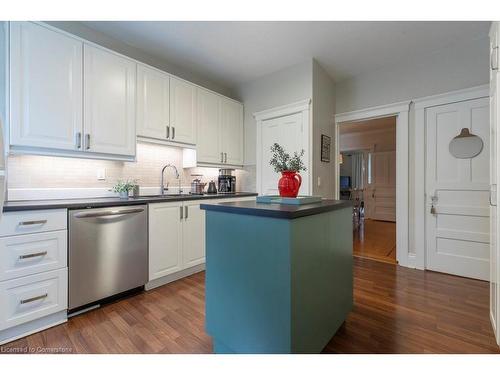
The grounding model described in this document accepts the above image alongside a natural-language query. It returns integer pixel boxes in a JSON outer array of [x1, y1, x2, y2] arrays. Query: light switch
[[97, 168, 106, 180]]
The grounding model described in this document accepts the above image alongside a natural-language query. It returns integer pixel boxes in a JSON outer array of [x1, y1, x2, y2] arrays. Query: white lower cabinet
[[148, 197, 254, 287], [148, 200, 205, 282], [0, 209, 68, 344], [148, 201, 183, 280]]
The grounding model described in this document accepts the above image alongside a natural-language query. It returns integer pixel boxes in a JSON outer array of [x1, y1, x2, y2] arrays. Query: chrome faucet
[[160, 164, 182, 194]]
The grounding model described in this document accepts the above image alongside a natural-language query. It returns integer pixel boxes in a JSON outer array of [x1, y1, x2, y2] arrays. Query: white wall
[[336, 37, 490, 113], [312, 61, 336, 198], [233, 60, 314, 166]]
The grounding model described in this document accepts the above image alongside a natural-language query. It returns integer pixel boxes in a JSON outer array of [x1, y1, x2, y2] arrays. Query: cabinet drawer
[[0, 231, 67, 281], [0, 209, 67, 237], [0, 268, 68, 330]]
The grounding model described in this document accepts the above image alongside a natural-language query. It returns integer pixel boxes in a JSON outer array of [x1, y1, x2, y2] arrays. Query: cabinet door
[[149, 202, 183, 281], [182, 201, 206, 269], [221, 98, 244, 165], [196, 88, 222, 164], [170, 77, 197, 144], [10, 22, 83, 151], [137, 64, 170, 140], [84, 45, 136, 156]]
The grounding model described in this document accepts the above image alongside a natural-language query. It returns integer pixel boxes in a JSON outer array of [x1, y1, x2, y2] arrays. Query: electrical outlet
[[317, 177, 321, 186], [97, 168, 106, 181]]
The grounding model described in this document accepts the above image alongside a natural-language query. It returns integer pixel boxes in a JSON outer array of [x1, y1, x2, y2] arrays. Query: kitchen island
[[200, 199, 353, 354]]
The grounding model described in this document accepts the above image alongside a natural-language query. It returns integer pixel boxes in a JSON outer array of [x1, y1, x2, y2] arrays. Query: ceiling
[[339, 117, 396, 135], [81, 21, 490, 88]]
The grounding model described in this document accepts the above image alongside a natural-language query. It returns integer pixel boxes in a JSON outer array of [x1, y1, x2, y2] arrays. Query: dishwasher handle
[[73, 207, 145, 219]]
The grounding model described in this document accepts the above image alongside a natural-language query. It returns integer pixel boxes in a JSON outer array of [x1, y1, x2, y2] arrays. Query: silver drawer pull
[[19, 251, 48, 260], [74, 207, 144, 219], [19, 220, 47, 226], [20, 293, 48, 304]]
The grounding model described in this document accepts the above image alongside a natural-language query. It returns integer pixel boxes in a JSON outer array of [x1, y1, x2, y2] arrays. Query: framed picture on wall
[[321, 134, 331, 162]]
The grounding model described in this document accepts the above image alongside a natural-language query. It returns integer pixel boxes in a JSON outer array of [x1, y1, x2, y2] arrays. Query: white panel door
[[196, 88, 222, 164], [170, 77, 196, 145], [426, 97, 490, 280], [10, 22, 83, 151], [182, 201, 206, 269], [136, 64, 170, 140], [221, 98, 244, 166], [148, 202, 183, 281], [366, 151, 396, 222], [84, 45, 136, 156], [260, 113, 309, 196]]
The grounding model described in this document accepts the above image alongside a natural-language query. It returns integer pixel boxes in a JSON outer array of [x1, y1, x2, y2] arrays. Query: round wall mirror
[[449, 128, 483, 159]]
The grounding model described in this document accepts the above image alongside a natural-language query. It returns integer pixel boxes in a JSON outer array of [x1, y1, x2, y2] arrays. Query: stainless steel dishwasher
[[69, 205, 148, 311]]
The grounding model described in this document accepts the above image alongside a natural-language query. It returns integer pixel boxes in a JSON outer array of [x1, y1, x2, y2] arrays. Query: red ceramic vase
[[278, 171, 302, 198]]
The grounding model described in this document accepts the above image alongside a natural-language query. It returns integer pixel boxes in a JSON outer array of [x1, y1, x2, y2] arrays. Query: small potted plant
[[269, 143, 306, 198], [112, 179, 137, 199]]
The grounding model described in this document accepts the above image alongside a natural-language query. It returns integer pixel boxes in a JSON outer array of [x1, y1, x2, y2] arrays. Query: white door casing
[[425, 97, 490, 281], [10, 22, 83, 151], [489, 21, 500, 345], [255, 100, 312, 196], [84, 45, 136, 157], [366, 151, 396, 222], [169, 77, 197, 145], [136, 64, 170, 140]]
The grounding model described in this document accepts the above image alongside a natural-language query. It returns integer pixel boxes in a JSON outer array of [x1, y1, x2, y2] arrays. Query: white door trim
[[335, 101, 411, 268], [413, 85, 490, 270], [254, 99, 312, 196]]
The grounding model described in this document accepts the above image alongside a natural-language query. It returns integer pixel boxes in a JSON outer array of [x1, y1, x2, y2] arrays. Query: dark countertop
[[200, 199, 352, 219], [2, 192, 258, 212]]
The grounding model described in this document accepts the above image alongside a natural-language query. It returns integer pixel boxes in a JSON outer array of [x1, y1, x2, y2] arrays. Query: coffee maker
[[218, 169, 236, 194]]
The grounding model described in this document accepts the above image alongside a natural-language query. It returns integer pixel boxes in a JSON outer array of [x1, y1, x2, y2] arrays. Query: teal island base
[[201, 200, 353, 354]]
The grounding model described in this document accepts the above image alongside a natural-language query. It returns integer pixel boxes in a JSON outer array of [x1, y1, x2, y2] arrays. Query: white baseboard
[[0, 310, 67, 346], [145, 263, 205, 291]]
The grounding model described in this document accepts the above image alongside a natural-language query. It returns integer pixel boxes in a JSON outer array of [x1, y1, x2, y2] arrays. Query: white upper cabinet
[[169, 77, 197, 145], [197, 88, 222, 164], [137, 64, 170, 140], [84, 45, 136, 157], [196, 89, 244, 166], [221, 98, 244, 166], [10, 22, 83, 151]]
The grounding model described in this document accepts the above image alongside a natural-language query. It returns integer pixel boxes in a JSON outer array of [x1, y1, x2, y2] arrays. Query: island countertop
[[200, 199, 352, 219]]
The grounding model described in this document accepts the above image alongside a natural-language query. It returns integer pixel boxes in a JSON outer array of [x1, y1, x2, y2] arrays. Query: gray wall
[[335, 36, 490, 113], [312, 60, 336, 198], [46, 22, 235, 99], [233, 60, 314, 166]]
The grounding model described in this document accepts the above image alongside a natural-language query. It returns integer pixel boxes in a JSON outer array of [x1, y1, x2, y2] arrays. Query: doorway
[[338, 117, 397, 264]]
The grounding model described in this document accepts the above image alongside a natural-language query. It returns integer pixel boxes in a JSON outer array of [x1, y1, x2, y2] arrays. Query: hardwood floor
[[353, 218, 397, 264], [1, 258, 499, 354]]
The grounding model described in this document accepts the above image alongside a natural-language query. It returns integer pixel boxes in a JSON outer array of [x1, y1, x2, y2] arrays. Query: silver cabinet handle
[[172, 127, 175, 139], [490, 185, 497, 207], [85, 134, 90, 150], [74, 207, 144, 219], [184, 206, 188, 220], [75, 132, 82, 149], [20, 293, 48, 304], [166, 126, 170, 139], [19, 251, 48, 260], [224, 152, 227, 163], [221, 152, 224, 163], [19, 220, 47, 226], [492, 46, 499, 71], [180, 205, 183, 220]]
